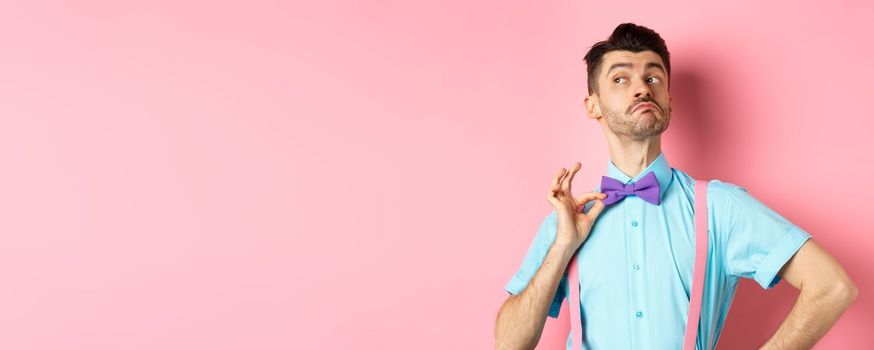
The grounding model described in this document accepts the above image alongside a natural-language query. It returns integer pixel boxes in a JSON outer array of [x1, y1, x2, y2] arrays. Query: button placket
[[625, 189, 648, 344]]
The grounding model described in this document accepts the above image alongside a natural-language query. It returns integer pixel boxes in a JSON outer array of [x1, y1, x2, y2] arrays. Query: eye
[[613, 77, 626, 84], [647, 76, 661, 84]]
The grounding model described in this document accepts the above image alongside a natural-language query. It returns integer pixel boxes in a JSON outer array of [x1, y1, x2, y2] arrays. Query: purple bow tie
[[600, 170, 661, 206]]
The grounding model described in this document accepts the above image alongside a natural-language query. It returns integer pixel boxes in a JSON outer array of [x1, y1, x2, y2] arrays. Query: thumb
[[584, 199, 606, 220]]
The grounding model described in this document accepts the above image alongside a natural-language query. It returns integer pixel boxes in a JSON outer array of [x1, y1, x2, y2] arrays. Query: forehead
[[600, 50, 665, 74]]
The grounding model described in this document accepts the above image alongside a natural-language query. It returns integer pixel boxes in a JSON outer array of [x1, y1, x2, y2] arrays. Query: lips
[[632, 102, 657, 113]]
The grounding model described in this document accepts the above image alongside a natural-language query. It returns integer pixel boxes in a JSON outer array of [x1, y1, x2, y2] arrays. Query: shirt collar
[[605, 151, 673, 201]]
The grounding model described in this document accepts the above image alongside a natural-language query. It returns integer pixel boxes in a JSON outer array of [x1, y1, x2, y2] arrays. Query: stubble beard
[[601, 100, 671, 138]]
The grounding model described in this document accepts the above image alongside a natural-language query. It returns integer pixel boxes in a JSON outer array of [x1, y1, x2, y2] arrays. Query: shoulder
[[702, 180, 775, 229], [540, 209, 558, 226], [664, 166, 747, 200], [542, 209, 558, 229], [706, 179, 748, 198], [703, 180, 768, 211], [671, 170, 752, 212], [669, 169, 748, 201], [532, 209, 559, 242]]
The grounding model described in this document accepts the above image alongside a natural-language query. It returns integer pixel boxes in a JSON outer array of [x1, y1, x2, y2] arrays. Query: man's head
[[583, 23, 672, 140]]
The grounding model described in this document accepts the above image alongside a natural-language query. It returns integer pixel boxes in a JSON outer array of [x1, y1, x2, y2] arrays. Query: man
[[493, 23, 857, 350]]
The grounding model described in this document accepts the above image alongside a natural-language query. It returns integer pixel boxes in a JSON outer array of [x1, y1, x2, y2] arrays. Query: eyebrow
[[605, 62, 667, 76]]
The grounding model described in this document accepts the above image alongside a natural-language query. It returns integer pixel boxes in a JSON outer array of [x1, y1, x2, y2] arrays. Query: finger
[[566, 162, 582, 194], [574, 192, 607, 204], [561, 162, 581, 194], [547, 168, 567, 197], [585, 198, 606, 220], [551, 168, 566, 188]]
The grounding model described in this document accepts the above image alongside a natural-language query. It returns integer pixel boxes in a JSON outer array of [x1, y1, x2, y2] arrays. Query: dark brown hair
[[584, 23, 671, 94]]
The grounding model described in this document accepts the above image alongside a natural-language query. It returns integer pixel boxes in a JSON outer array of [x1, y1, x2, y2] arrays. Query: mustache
[[627, 98, 662, 114]]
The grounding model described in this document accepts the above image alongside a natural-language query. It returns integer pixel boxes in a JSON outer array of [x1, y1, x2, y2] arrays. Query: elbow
[[838, 278, 859, 305], [802, 273, 858, 307], [494, 295, 534, 350], [823, 277, 859, 307]]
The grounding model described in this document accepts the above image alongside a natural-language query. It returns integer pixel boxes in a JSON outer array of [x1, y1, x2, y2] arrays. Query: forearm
[[760, 282, 858, 350], [494, 241, 576, 350]]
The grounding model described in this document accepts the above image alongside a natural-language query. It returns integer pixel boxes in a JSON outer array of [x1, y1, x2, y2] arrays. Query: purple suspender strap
[[566, 180, 709, 350]]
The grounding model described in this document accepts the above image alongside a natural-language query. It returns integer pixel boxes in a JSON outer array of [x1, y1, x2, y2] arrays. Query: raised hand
[[546, 162, 607, 251]]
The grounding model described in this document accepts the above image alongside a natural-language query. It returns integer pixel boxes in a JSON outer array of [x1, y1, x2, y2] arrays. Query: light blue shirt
[[504, 152, 812, 349]]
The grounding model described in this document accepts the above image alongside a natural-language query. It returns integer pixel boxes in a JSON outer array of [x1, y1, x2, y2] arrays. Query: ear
[[584, 93, 601, 120]]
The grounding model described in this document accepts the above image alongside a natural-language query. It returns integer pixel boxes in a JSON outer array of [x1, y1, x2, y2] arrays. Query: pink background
[[0, 0, 871, 349]]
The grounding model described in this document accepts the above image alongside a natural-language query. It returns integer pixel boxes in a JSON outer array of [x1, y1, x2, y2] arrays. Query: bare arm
[[494, 163, 606, 350], [494, 241, 575, 350], [759, 239, 858, 350]]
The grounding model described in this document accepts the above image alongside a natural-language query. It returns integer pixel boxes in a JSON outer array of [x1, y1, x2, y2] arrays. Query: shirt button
[[633, 264, 641, 271], [631, 220, 639, 227], [636, 311, 644, 318]]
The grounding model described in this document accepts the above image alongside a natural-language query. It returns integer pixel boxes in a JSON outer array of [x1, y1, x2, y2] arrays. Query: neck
[[606, 134, 662, 179]]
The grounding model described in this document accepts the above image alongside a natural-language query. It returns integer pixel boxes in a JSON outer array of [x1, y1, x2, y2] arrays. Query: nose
[[633, 78, 652, 99]]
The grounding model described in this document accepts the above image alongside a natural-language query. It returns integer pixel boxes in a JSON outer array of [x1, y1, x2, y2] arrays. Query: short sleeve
[[504, 210, 568, 318], [710, 181, 813, 289]]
